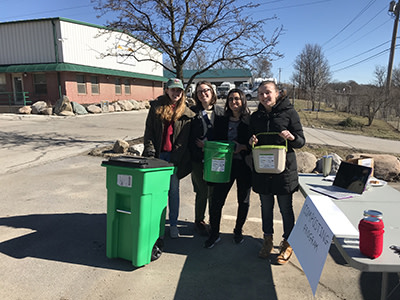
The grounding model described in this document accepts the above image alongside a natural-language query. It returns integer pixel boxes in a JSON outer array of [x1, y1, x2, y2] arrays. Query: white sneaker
[[170, 225, 179, 239]]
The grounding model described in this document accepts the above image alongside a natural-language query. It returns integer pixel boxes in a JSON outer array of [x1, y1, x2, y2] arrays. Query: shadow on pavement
[[0, 213, 134, 271], [162, 221, 278, 300]]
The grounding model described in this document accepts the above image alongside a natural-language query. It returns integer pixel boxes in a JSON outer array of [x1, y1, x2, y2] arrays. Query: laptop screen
[[333, 161, 372, 194]]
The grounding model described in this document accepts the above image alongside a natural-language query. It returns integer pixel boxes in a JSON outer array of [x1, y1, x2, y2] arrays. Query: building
[[0, 17, 166, 109], [164, 69, 252, 87]]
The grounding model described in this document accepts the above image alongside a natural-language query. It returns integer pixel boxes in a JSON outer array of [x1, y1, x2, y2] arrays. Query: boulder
[[129, 100, 141, 110], [86, 105, 102, 114], [113, 139, 129, 153], [296, 152, 317, 173], [31, 101, 48, 114], [18, 106, 32, 114], [54, 95, 73, 115], [58, 110, 75, 116], [346, 153, 400, 181], [113, 102, 122, 112], [118, 100, 134, 111], [71, 101, 88, 115], [129, 144, 144, 156], [41, 107, 53, 115]]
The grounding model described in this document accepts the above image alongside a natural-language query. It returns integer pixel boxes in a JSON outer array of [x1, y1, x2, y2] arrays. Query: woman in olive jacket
[[143, 78, 195, 238], [249, 80, 305, 264]]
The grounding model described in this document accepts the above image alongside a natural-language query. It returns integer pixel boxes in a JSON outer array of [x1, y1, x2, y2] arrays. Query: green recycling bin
[[102, 156, 175, 267]]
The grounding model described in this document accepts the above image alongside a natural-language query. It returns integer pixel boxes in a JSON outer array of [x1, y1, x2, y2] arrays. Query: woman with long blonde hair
[[143, 78, 195, 238]]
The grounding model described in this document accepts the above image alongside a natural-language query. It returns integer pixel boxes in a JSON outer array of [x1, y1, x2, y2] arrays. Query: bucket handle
[[252, 132, 288, 151]]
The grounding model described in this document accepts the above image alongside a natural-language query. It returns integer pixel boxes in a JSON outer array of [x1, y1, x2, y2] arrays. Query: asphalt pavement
[[1, 110, 400, 300]]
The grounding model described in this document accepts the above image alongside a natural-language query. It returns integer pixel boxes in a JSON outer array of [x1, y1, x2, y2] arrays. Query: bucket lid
[[102, 156, 173, 169]]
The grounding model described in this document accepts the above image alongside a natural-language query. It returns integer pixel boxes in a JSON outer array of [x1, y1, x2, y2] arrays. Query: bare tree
[[291, 44, 331, 111], [252, 55, 272, 78], [92, 0, 282, 87]]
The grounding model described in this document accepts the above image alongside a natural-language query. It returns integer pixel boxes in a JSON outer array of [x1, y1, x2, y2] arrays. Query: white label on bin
[[211, 158, 226, 172], [117, 174, 132, 188], [259, 154, 275, 169]]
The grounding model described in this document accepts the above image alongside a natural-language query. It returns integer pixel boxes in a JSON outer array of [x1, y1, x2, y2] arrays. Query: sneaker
[[204, 235, 221, 249], [195, 220, 210, 236], [170, 225, 179, 239], [233, 229, 244, 244], [258, 235, 273, 258], [276, 239, 293, 264]]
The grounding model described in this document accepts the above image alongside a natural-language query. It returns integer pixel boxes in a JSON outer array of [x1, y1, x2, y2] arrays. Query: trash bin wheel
[[151, 238, 164, 261]]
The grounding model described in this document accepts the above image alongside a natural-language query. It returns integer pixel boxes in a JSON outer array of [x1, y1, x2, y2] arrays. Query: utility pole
[[386, 0, 400, 94]]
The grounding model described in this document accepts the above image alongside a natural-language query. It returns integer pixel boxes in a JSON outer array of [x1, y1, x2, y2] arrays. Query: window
[[33, 74, 47, 94], [0, 74, 6, 92], [77, 75, 86, 94], [115, 78, 121, 94], [124, 78, 131, 94], [91, 76, 99, 94]]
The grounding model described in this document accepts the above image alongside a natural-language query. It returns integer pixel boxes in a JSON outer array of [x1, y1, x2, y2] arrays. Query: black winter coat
[[213, 114, 252, 160], [189, 104, 225, 162], [249, 96, 305, 195]]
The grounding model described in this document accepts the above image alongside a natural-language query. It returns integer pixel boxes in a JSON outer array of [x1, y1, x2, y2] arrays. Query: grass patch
[[294, 99, 400, 141]]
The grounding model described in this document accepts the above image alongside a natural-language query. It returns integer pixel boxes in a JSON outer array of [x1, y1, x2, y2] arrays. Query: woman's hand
[[279, 130, 295, 141], [233, 141, 247, 154], [249, 135, 258, 146], [196, 138, 206, 149]]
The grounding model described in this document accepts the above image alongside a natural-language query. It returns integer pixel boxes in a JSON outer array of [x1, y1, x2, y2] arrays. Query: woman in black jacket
[[249, 80, 305, 264], [204, 88, 252, 248], [189, 81, 224, 236]]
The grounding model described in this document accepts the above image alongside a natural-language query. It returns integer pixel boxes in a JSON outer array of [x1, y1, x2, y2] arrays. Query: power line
[[322, 0, 377, 47], [332, 46, 397, 73], [2, 4, 93, 20], [325, 4, 387, 53], [331, 39, 393, 67]]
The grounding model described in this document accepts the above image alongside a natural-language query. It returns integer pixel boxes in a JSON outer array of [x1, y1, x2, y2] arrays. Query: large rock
[[86, 105, 102, 114], [117, 100, 134, 111], [346, 153, 400, 181], [129, 100, 141, 110], [71, 101, 88, 115], [18, 106, 32, 114], [58, 110, 75, 116], [296, 151, 317, 173], [129, 144, 144, 156], [113, 102, 122, 112], [41, 107, 53, 115], [31, 101, 48, 114], [113, 139, 129, 153], [54, 96, 73, 115]]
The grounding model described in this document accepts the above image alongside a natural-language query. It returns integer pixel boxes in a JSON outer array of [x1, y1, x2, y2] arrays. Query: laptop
[[310, 161, 372, 199]]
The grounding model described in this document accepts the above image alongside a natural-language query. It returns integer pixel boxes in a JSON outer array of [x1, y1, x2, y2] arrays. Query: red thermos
[[358, 210, 384, 259]]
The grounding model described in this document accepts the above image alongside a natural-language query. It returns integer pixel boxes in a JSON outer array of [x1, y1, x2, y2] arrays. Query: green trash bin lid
[[102, 156, 173, 169]]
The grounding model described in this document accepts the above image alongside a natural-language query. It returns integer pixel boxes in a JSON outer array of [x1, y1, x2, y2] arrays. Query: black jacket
[[189, 104, 225, 162], [213, 114, 252, 160], [249, 96, 305, 195]]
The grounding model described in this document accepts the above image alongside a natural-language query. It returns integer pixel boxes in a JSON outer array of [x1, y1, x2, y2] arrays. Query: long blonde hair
[[156, 92, 187, 122]]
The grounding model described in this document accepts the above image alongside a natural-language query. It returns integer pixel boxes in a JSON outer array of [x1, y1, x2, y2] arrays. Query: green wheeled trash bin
[[101, 156, 175, 267]]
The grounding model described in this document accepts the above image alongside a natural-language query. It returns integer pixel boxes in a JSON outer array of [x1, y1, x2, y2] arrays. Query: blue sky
[[0, 0, 396, 85]]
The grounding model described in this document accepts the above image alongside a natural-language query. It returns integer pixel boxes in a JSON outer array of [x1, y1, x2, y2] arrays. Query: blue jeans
[[259, 193, 294, 240], [160, 152, 180, 227]]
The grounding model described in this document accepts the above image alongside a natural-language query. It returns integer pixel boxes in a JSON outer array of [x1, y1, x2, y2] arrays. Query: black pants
[[209, 158, 252, 237]]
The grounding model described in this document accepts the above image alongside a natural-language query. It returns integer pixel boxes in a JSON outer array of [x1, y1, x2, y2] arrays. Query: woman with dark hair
[[204, 88, 252, 248], [189, 81, 224, 236], [249, 80, 305, 264], [143, 78, 195, 239]]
